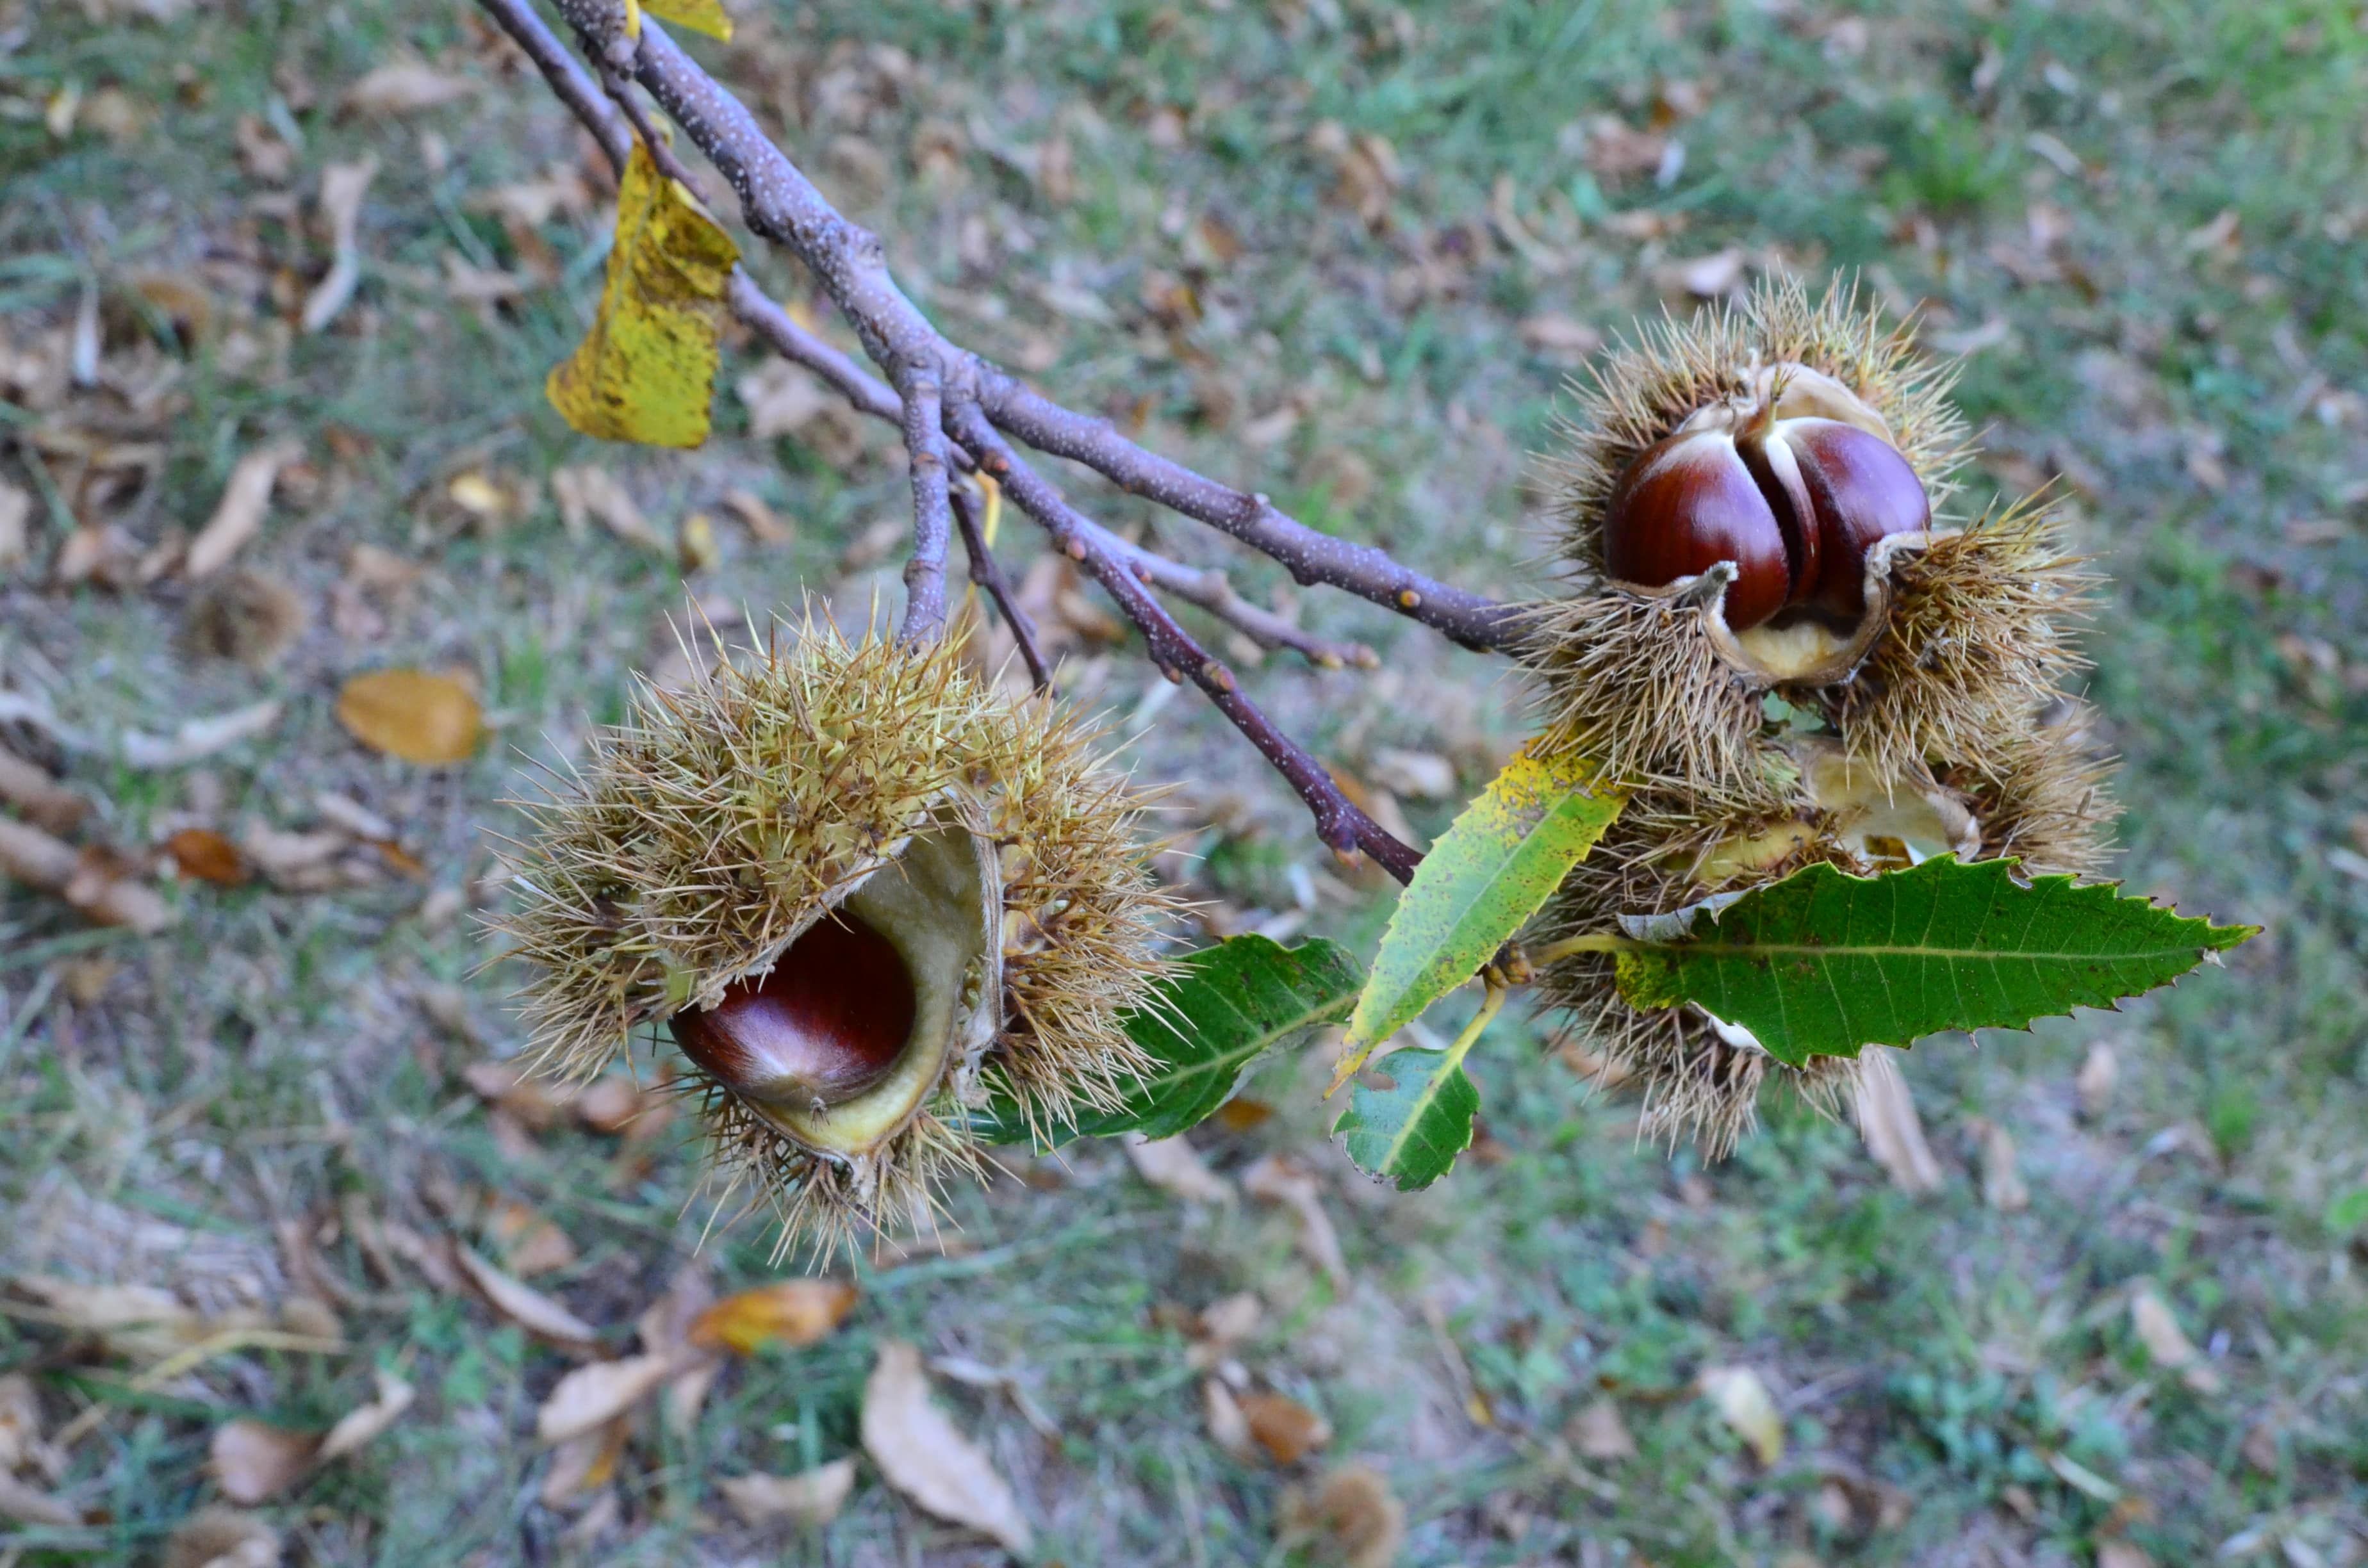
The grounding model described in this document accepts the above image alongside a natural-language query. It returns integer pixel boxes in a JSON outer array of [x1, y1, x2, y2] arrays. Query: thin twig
[[951, 480, 1054, 692], [948, 402, 1422, 882], [896, 370, 953, 643]]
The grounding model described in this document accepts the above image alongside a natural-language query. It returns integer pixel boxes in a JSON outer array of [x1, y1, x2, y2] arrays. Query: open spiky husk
[[1527, 713, 2112, 1154], [496, 619, 1173, 1256]]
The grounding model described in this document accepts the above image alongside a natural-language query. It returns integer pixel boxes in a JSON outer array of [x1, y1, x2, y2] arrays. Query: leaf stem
[[1524, 932, 1634, 967]]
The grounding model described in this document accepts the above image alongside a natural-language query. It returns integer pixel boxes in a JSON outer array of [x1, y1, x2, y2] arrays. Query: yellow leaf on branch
[[625, 0, 736, 42], [547, 138, 739, 448]]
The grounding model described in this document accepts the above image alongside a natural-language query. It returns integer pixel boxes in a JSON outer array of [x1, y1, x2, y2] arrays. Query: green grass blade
[[968, 936, 1365, 1148], [1337, 749, 1623, 1081], [1613, 856, 2258, 1065]]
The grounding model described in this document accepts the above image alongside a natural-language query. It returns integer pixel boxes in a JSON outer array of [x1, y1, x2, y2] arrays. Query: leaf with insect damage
[[547, 138, 739, 448]]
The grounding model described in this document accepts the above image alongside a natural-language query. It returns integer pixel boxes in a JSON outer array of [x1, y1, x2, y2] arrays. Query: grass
[[3, 0, 2366, 1563]]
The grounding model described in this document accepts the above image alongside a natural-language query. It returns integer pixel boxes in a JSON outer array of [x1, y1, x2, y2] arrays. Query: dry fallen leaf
[[209, 1419, 318, 1506], [691, 1278, 860, 1355], [2096, 1542, 2154, 1568], [1238, 1389, 1333, 1466], [166, 828, 250, 886], [0, 1471, 78, 1527], [550, 464, 666, 550], [1241, 1153, 1351, 1291], [303, 158, 379, 334], [452, 1244, 600, 1349], [1203, 1377, 1254, 1461], [539, 1416, 629, 1508], [1278, 1464, 1406, 1568], [336, 669, 482, 764], [2077, 1040, 2119, 1117], [317, 1371, 413, 1462], [0, 479, 29, 573], [10, 1277, 208, 1359], [1852, 1047, 1944, 1194], [1122, 1132, 1233, 1204], [1568, 1396, 1637, 1462], [186, 441, 299, 580], [162, 1505, 281, 1568], [536, 1354, 679, 1445], [2130, 1289, 2222, 1394], [486, 1196, 579, 1277], [0, 1373, 53, 1478], [0, 746, 85, 833], [719, 1457, 859, 1527], [1974, 1118, 2031, 1213], [1699, 1366, 1784, 1467], [340, 61, 474, 116], [122, 701, 283, 769], [860, 1340, 1033, 1556], [573, 1075, 655, 1134]]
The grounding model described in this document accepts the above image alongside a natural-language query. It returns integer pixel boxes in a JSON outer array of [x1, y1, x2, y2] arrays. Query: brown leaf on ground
[[1852, 1047, 1944, 1194], [1186, 1291, 1262, 1371], [0, 1373, 58, 1478], [636, 1262, 721, 1437], [0, 1471, 78, 1526], [1278, 1464, 1406, 1568], [719, 1457, 859, 1527], [340, 62, 473, 116], [1517, 314, 1605, 366], [121, 701, 283, 769], [163, 1505, 281, 1568], [165, 828, 250, 886], [1203, 1377, 1254, 1461], [689, 1278, 859, 1355], [0, 817, 174, 933], [1699, 1366, 1784, 1466], [538, 1415, 629, 1508], [1568, 1396, 1637, 1462], [860, 1340, 1033, 1556], [208, 1419, 318, 1505], [1238, 1390, 1333, 1466], [550, 465, 666, 551], [2130, 1288, 2222, 1394], [336, 669, 482, 764], [185, 442, 299, 580], [302, 158, 379, 334], [536, 1354, 677, 1444], [1973, 1118, 2031, 1212], [0, 746, 86, 833], [2077, 1040, 2119, 1117], [317, 1371, 413, 1462], [485, 1196, 579, 1277], [2096, 1542, 2154, 1568], [1241, 1153, 1351, 1290], [573, 1075, 657, 1135], [459, 1059, 573, 1131], [11, 1277, 206, 1358], [0, 480, 29, 573], [451, 1244, 600, 1350], [1123, 1132, 1233, 1204]]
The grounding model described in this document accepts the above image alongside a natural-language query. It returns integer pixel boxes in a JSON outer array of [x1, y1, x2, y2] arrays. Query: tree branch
[[950, 480, 1053, 693], [484, 0, 1368, 667], [543, 0, 1514, 651], [895, 372, 953, 644], [947, 402, 1423, 883]]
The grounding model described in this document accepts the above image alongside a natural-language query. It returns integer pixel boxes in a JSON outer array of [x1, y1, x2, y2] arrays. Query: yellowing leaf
[[1698, 1366, 1784, 1466], [547, 138, 739, 448], [1332, 746, 1623, 1090], [336, 669, 482, 764], [635, 0, 734, 41], [688, 1278, 859, 1355]]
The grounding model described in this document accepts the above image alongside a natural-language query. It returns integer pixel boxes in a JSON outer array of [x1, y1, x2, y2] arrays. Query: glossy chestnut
[[668, 911, 918, 1109]]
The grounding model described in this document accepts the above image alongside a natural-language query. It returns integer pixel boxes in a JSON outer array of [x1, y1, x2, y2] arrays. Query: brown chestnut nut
[[668, 911, 917, 1109], [1602, 402, 1929, 631], [1601, 430, 1794, 632]]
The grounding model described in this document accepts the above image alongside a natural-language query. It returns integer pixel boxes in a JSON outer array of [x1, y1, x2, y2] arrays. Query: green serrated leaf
[[1336, 749, 1623, 1083], [1334, 1051, 1481, 1191], [967, 935, 1364, 1149], [1612, 856, 2258, 1065]]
